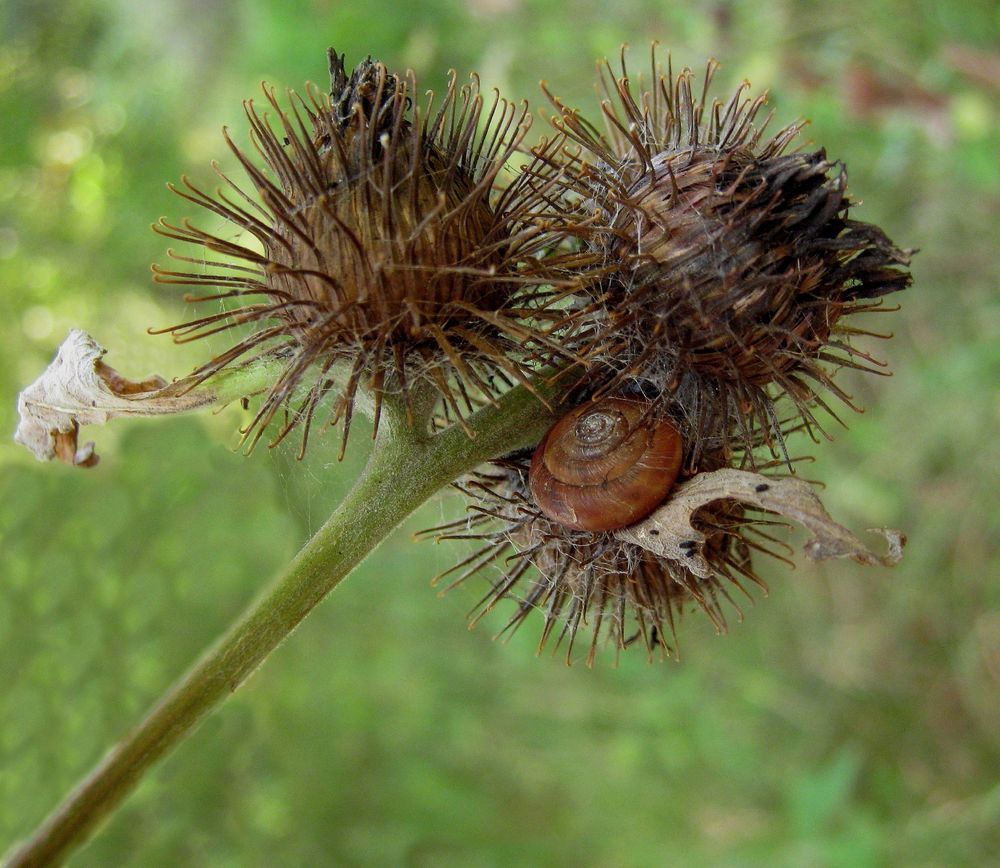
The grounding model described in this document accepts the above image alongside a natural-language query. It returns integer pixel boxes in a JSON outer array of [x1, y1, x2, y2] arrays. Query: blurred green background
[[2, 0, 999, 865]]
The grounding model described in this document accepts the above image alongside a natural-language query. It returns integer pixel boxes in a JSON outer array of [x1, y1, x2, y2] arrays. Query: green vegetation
[[2, 0, 999, 864]]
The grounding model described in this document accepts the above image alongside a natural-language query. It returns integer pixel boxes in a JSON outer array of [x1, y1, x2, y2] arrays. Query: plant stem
[[5, 377, 564, 868]]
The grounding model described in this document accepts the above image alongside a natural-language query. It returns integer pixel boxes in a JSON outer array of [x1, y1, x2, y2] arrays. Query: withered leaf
[[14, 330, 212, 468], [616, 468, 905, 576]]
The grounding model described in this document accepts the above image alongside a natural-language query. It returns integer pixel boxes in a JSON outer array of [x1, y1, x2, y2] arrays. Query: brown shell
[[529, 398, 683, 532]]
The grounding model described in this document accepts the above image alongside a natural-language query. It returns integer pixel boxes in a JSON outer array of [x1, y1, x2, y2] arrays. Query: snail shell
[[529, 397, 683, 532]]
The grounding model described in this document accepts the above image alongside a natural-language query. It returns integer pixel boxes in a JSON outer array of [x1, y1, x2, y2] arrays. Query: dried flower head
[[152, 50, 562, 455], [422, 446, 781, 666], [422, 410, 904, 665], [528, 47, 912, 461]]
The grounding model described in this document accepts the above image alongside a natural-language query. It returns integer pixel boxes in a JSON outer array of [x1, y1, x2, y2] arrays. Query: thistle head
[[152, 50, 555, 455], [531, 48, 912, 460], [422, 440, 768, 666]]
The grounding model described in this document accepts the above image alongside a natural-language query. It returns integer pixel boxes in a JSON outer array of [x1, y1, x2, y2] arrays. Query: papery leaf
[[616, 468, 905, 577], [14, 330, 212, 467]]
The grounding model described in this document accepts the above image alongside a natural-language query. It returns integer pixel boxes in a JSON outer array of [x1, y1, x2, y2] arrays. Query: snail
[[529, 397, 683, 532]]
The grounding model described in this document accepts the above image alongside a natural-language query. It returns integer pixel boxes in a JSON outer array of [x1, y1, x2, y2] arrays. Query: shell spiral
[[528, 398, 683, 532]]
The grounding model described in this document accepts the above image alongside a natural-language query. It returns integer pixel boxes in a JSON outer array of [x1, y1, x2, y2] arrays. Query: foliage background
[[2, 0, 999, 864]]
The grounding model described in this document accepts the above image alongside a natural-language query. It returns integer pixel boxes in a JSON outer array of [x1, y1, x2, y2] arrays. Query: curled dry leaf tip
[[14, 330, 213, 468]]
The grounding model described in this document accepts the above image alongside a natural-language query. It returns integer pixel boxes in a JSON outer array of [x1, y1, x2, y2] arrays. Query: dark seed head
[[419, 450, 773, 666], [526, 48, 912, 460], [152, 50, 557, 455]]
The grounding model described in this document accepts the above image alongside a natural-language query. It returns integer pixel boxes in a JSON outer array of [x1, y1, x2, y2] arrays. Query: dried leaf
[[616, 468, 905, 577], [14, 330, 212, 468]]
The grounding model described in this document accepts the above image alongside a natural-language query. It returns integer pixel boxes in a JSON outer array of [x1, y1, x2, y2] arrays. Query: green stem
[[5, 377, 564, 868]]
